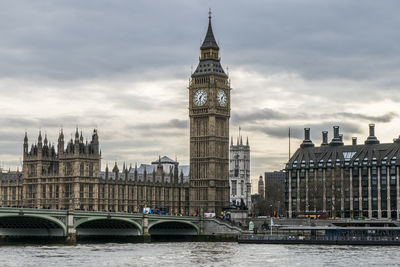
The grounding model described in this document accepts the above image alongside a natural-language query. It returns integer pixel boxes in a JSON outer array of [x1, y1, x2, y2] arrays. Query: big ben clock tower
[[189, 11, 231, 215]]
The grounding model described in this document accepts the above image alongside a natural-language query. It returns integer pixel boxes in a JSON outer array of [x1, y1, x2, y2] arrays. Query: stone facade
[[189, 13, 231, 215], [0, 170, 23, 207], [0, 130, 190, 214], [229, 136, 251, 208]]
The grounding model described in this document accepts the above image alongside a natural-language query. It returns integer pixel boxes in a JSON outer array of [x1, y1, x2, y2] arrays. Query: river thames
[[0, 242, 399, 266]]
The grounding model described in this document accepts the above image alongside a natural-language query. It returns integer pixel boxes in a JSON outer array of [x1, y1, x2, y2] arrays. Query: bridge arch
[[148, 220, 199, 235], [0, 214, 66, 236], [75, 217, 142, 236]]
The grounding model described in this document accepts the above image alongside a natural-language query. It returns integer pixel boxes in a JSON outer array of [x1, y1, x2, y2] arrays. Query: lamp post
[[277, 201, 280, 218]]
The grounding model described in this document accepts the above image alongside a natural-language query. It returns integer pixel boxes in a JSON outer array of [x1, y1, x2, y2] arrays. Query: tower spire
[[200, 10, 219, 51]]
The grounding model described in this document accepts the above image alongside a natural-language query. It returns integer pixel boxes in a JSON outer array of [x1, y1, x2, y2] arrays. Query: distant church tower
[[229, 135, 251, 209], [189, 11, 231, 214]]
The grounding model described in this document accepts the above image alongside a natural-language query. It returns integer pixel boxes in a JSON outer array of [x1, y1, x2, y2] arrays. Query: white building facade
[[229, 136, 251, 209]]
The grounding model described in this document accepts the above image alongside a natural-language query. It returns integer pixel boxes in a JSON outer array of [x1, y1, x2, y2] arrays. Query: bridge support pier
[[66, 210, 76, 244], [142, 214, 151, 242], [200, 216, 204, 234]]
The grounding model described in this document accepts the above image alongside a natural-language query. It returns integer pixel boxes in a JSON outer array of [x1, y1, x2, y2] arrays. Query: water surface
[[0, 242, 398, 266]]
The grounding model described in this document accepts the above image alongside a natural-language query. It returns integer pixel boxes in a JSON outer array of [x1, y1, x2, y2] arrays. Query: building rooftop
[[287, 124, 400, 169]]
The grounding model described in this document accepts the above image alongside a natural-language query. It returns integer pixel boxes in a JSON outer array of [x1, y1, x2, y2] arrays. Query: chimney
[[304, 128, 310, 140], [330, 126, 344, 146], [352, 137, 357, 146], [321, 131, 328, 146], [369, 123, 375, 136], [365, 123, 380, 145], [333, 126, 339, 139], [300, 128, 314, 148]]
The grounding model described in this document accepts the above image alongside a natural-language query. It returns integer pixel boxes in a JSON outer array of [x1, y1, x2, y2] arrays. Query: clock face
[[193, 89, 207, 106], [217, 89, 227, 107]]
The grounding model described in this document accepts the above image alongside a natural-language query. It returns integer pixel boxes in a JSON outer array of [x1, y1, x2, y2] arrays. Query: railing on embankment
[[238, 234, 400, 245]]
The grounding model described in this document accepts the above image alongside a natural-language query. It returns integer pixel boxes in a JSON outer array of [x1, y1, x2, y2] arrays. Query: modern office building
[[265, 170, 285, 185], [285, 124, 400, 220], [258, 175, 265, 199]]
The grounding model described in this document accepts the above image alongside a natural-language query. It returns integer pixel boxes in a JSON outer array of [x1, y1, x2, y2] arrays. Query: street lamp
[[277, 201, 280, 217]]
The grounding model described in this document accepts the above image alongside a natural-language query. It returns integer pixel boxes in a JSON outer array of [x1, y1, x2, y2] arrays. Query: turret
[[58, 129, 64, 154], [134, 163, 138, 181], [38, 130, 43, 148], [23, 132, 28, 156], [74, 128, 79, 155], [112, 162, 119, 179], [123, 162, 128, 181], [74, 127, 79, 144], [44, 133, 48, 147], [174, 162, 179, 183], [37, 130, 43, 157], [92, 129, 99, 154], [246, 136, 249, 146]]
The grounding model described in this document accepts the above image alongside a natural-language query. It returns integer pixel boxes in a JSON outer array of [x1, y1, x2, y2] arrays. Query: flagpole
[[288, 127, 291, 160]]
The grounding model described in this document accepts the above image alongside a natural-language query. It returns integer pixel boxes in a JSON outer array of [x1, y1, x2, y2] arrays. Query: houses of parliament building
[[0, 12, 231, 215], [0, 129, 190, 214]]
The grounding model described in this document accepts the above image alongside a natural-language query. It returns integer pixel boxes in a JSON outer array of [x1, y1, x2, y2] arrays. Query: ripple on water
[[0, 243, 399, 267]]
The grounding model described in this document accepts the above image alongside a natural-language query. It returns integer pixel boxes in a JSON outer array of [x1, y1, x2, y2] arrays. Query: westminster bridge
[[0, 208, 241, 242]]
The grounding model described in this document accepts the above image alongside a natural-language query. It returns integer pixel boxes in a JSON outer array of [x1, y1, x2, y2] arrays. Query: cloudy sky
[[1, 0, 400, 191]]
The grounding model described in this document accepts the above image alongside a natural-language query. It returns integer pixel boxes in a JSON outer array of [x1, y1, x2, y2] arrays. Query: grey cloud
[[330, 112, 398, 123], [0, 144, 21, 155], [232, 108, 397, 125], [232, 108, 307, 124], [0, 0, 399, 87], [0, 115, 112, 131], [127, 119, 188, 131], [251, 154, 288, 173], [249, 122, 363, 141]]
